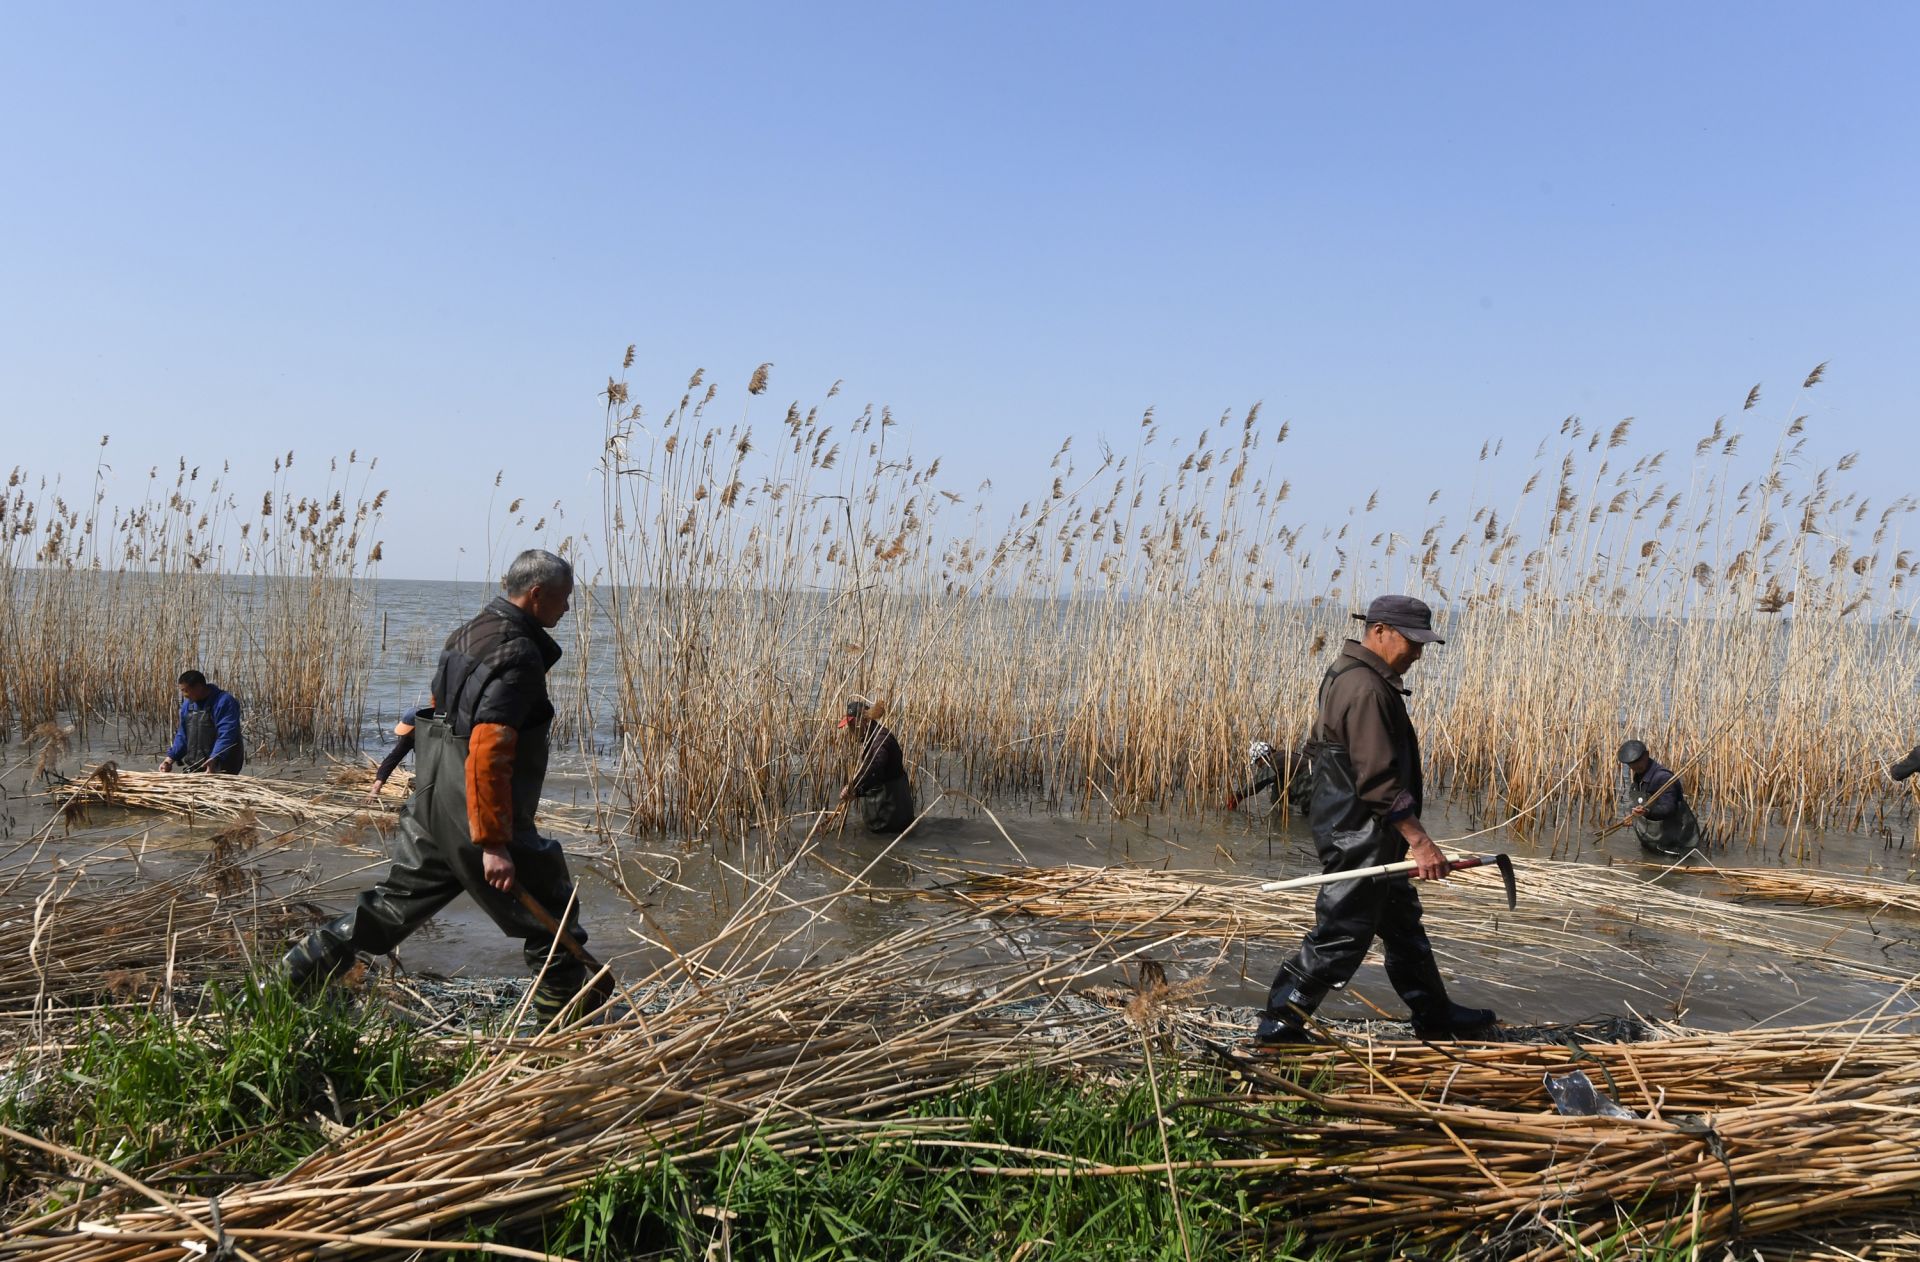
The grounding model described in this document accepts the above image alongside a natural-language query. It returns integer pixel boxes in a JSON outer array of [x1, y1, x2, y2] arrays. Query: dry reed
[[0, 447, 386, 753], [930, 860, 1920, 989], [46, 763, 608, 837], [0, 872, 1161, 1260], [582, 360, 1919, 845], [0, 847, 298, 1020], [1206, 1021, 1920, 1259]]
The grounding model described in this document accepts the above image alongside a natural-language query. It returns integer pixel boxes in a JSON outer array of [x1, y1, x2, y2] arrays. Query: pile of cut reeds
[[0, 897, 1159, 1261], [46, 764, 360, 824], [1704, 864, 1920, 915], [47, 763, 608, 837], [323, 760, 414, 797], [0, 848, 300, 1020], [936, 859, 1920, 988], [1206, 1021, 1920, 1260]]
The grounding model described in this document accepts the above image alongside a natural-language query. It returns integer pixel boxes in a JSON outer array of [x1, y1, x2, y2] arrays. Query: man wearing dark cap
[[1617, 739, 1704, 856], [1257, 595, 1496, 1044], [838, 699, 915, 834]]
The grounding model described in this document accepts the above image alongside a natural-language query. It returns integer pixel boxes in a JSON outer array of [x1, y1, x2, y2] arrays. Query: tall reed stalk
[[588, 357, 1916, 844], [0, 446, 387, 753]]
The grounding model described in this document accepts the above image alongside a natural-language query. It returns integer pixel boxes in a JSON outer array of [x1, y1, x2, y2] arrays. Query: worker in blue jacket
[[160, 670, 246, 774]]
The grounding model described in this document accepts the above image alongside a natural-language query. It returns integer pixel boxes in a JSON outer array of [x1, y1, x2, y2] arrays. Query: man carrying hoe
[[161, 670, 246, 774], [1616, 739, 1705, 857], [282, 550, 604, 1026], [1257, 595, 1496, 1045]]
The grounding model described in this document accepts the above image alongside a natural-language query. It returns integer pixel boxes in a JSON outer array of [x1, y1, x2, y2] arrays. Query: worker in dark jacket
[[160, 670, 245, 774], [1258, 596, 1495, 1044], [365, 705, 434, 800], [1617, 740, 1705, 856], [1227, 740, 1313, 814], [282, 550, 603, 1026], [1890, 745, 1920, 783], [838, 699, 915, 834]]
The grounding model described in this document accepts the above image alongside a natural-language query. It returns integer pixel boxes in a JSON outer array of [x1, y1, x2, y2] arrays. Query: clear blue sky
[[3, 2, 1914, 579]]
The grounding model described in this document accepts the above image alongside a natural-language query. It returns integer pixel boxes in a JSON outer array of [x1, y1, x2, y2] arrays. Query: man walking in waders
[[282, 549, 603, 1025], [1256, 595, 1496, 1044], [160, 670, 245, 774]]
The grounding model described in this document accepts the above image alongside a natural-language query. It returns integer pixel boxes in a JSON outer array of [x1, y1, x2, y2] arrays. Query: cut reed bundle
[[47, 765, 363, 824], [1705, 865, 1920, 915], [1212, 1021, 1920, 1260], [932, 860, 1920, 988], [47, 763, 606, 838]]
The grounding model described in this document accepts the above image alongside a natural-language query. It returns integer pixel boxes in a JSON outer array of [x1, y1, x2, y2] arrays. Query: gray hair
[[501, 548, 573, 597]]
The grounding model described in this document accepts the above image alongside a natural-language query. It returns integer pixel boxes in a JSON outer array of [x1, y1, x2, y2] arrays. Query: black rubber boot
[[1410, 1001, 1498, 1038], [1256, 969, 1329, 1045], [279, 932, 357, 995], [1891, 745, 1920, 783]]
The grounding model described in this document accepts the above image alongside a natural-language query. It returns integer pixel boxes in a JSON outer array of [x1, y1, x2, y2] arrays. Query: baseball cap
[[1352, 595, 1446, 644]]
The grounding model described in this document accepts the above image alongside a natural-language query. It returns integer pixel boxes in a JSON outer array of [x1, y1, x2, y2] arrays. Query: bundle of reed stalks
[[49, 763, 608, 838], [1204, 1020, 1920, 1260], [1704, 865, 1920, 915], [322, 760, 414, 797], [47, 764, 363, 824], [0, 891, 1162, 1261], [937, 859, 1920, 989]]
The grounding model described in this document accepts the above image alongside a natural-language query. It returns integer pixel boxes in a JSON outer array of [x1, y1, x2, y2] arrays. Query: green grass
[[2, 977, 467, 1188], [539, 1065, 1313, 1262]]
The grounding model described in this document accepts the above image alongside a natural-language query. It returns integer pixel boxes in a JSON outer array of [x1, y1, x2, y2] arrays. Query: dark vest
[[421, 599, 561, 843]]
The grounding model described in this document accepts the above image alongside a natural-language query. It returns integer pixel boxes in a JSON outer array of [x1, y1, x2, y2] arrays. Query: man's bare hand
[[1395, 817, 1450, 880], [481, 844, 516, 893], [159, 757, 174, 773], [365, 780, 386, 802]]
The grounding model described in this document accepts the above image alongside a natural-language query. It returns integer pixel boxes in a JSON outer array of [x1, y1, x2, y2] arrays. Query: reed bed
[[1212, 1021, 1920, 1259], [930, 860, 1920, 989], [0, 882, 1164, 1261], [584, 359, 1919, 846], [0, 447, 386, 752]]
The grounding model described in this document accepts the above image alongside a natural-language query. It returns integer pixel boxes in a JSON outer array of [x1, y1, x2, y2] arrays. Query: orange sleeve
[[466, 722, 519, 846]]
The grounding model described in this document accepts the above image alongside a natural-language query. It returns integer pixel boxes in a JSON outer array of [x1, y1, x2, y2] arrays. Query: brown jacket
[[1314, 640, 1422, 823]]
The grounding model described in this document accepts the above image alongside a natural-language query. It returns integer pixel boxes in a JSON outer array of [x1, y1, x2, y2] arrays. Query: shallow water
[[13, 724, 1919, 1038], [12, 578, 1917, 1034]]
